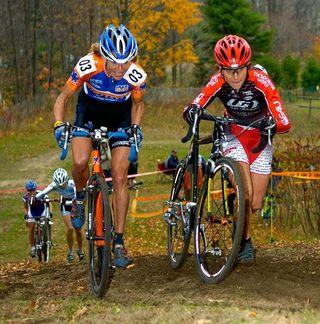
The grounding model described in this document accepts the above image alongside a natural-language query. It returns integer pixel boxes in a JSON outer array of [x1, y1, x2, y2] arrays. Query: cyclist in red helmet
[[183, 34, 291, 263]]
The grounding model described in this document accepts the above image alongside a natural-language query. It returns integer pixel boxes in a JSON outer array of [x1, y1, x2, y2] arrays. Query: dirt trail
[[1, 140, 320, 322], [0, 148, 60, 190], [1, 241, 320, 322]]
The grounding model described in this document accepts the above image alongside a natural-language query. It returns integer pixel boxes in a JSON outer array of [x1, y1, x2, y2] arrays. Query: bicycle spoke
[[165, 163, 193, 269], [194, 158, 245, 284], [87, 173, 113, 298]]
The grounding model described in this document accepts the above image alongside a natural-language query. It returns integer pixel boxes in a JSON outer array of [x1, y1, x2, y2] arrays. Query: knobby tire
[[167, 162, 193, 269], [194, 157, 246, 284], [87, 173, 113, 298], [42, 219, 51, 263], [35, 224, 42, 262]]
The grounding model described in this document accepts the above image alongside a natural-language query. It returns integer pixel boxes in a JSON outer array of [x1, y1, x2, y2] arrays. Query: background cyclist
[[36, 168, 84, 262], [22, 180, 52, 258], [164, 149, 179, 171], [52, 24, 147, 268], [183, 35, 291, 263]]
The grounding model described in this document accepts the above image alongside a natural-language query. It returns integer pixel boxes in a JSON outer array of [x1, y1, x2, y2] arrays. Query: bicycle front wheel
[[35, 224, 42, 262], [166, 162, 193, 269], [87, 173, 113, 298], [194, 157, 245, 284], [42, 219, 51, 263]]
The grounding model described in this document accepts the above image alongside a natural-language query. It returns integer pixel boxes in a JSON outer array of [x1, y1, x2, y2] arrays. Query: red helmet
[[214, 35, 251, 69]]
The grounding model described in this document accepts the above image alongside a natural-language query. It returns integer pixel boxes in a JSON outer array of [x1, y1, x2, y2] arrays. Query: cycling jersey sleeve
[[131, 84, 146, 102], [252, 70, 291, 133], [191, 73, 224, 108], [65, 52, 103, 92], [125, 63, 147, 102], [35, 182, 56, 199]]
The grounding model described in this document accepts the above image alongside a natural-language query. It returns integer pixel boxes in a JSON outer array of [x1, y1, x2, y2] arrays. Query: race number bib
[[75, 54, 96, 78], [123, 63, 147, 87]]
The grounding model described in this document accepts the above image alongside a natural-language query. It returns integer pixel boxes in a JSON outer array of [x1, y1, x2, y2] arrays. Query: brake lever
[[60, 122, 71, 161], [181, 110, 199, 143], [133, 131, 139, 153], [268, 128, 272, 146]]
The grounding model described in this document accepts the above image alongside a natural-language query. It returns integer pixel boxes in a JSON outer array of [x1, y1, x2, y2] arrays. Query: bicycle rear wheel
[[166, 161, 193, 269], [87, 173, 113, 298], [194, 157, 245, 284]]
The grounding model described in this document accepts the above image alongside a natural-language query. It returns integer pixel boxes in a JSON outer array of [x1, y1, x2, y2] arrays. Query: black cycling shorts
[[74, 88, 132, 132]]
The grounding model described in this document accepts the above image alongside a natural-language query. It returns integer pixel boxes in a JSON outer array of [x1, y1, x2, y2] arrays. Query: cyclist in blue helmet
[[99, 24, 138, 64], [22, 180, 52, 258], [52, 24, 147, 268], [36, 168, 84, 262], [25, 179, 37, 191]]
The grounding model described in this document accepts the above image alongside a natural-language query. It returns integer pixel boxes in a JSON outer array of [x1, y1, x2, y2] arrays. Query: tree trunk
[[31, 0, 39, 97], [6, 0, 20, 101]]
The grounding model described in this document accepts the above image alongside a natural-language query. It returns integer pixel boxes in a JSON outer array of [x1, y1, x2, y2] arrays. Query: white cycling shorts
[[221, 135, 273, 175]]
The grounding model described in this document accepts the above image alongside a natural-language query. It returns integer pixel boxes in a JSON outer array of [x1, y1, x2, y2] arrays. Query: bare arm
[[23, 201, 28, 214], [53, 86, 76, 122], [131, 96, 145, 126]]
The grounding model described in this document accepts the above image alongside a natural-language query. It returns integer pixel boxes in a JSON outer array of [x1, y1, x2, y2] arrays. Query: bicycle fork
[[164, 201, 196, 230]]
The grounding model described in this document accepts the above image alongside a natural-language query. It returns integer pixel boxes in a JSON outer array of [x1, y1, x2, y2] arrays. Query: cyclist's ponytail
[[89, 42, 100, 55]]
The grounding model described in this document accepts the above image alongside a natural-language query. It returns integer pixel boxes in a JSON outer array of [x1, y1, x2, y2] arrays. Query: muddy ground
[[1, 240, 320, 323]]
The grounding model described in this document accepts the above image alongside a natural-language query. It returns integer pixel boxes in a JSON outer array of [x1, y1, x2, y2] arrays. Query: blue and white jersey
[[22, 191, 46, 218]]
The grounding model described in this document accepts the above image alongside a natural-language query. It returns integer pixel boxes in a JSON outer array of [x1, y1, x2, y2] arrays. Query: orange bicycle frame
[[91, 147, 105, 246]]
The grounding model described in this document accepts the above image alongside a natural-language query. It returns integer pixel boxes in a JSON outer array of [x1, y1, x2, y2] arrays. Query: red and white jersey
[[192, 68, 291, 134]]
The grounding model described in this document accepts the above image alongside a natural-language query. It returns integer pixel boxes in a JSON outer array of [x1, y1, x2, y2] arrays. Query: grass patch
[[1, 99, 320, 263]]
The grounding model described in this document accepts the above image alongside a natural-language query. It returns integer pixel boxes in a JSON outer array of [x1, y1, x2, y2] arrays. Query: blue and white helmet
[[25, 180, 37, 190], [99, 24, 138, 64]]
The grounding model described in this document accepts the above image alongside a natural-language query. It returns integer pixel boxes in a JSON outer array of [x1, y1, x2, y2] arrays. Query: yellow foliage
[[313, 36, 320, 59], [160, 39, 199, 66], [102, 0, 201, 82]]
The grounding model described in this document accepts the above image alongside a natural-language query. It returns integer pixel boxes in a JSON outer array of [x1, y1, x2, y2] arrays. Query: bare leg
[[62, 215, 74, 250], [237, 162, 270, 238], [71, 137, 92, 192], [28, 223, 35, 246], [75, 229, 83, 251], [237, 162, 253, 239], [251, 173, 270, 212], [110, 146, 131, 234]]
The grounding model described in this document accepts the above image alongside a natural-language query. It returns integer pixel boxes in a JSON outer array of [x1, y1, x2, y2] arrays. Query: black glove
[[260, 116, 276, 136], [251, 116, 276, 153], [183, 104, 202, 124]]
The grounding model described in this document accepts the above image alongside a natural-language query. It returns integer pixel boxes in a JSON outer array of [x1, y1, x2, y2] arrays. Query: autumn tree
[[193, 0, 273, 84], [281, 55, 300, 90], [301, 57, 320, 93], [255, 55, 282, 85], [250, 0, 320, 57], [108, 0, 201, 86]]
